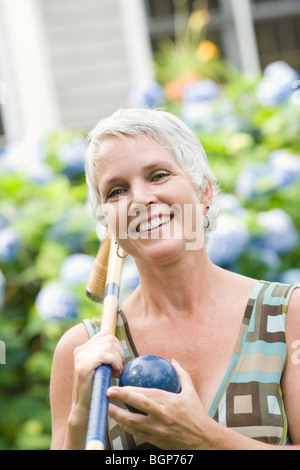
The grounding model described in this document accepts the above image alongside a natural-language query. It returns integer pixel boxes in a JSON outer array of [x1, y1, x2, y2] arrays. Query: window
[[144, 0, 300, 73], [251, 1, 300, 72], [145, 0, 223, 54]]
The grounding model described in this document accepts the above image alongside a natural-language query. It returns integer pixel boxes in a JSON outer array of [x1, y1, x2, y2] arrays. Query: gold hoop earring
[[203, 213, 210, 230], [116, 243, 128, 259]]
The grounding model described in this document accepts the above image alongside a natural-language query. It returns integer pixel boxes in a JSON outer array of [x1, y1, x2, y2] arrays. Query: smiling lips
[[136, 214, 173, 233]]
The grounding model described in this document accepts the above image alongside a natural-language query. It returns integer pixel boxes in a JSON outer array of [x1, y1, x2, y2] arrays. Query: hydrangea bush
[[0, 132, 102, 449], [1, 13, 300, 448], [129, 57, 300, 285]]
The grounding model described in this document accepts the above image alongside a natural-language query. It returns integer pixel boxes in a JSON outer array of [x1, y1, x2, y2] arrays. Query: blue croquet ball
[[119, 355, 180, 413]]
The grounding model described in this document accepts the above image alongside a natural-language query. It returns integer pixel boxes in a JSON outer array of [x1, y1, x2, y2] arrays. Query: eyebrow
[[101, 160, 173, 187]]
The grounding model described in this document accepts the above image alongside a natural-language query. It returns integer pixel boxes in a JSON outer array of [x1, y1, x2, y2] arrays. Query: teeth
[[138, 215, 171, 233]]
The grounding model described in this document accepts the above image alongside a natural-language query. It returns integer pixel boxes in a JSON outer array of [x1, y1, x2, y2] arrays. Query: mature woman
[[50, 108, 300, 450]]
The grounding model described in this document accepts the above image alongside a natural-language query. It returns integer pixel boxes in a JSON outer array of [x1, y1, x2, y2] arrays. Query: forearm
[[209, 419, 300, 450], [63, 404, 89, 450]]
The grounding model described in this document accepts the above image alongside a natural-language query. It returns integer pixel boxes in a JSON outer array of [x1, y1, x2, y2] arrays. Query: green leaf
[[35, 241, 69, 280]]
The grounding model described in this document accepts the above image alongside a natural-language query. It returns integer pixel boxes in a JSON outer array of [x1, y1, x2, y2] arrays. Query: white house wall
[[0, 0, 61, 140], [0, 0, 154, 140], [0, 1, 25, 140], [39, 0, 135, 132]]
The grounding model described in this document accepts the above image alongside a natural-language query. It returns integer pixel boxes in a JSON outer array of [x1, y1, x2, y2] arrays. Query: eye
[[150, 170, 172, 182], [106, 187, 126, 200]]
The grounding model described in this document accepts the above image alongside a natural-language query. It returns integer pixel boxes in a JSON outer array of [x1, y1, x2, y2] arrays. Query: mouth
[[136, 213, 174, 233]]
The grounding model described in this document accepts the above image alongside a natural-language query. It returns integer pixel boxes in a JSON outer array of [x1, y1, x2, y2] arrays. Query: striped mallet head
[[86, 230, 111, 303]]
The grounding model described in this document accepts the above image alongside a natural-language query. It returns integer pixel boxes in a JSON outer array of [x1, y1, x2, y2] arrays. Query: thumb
[[172, 359, 195, 392]]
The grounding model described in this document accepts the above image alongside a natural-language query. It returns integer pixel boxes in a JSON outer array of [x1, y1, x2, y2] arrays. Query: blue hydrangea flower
[[206, 213, 249, 266], [119, 256, 140, 303], [129, 81, 164, 108], [0, 227, 20, 262], [35, 282, 78, 321], [182, 79, 220, 103], [57, 138, 87, 178], [268, 149, 300, 189], [0, 270, 6, 310], [254, 209, 298, 254], [264, 61, 299, 85], [256, 61, 299, 106], [0, 215, 8, 231], [0, 139, 53, 183], [257, 248, 281, 278], [28, 162, 54, 184], [47, 210, 95, 251], [236, 163, 271, 200], [59, 253, 95, 286], [256, 79, 290, 106], [218, 194, 246, 218], [236, 151, 300, 200], [279, 268, 300, 285], [180, 102, 216, 131], [212, 97, 244, 132]]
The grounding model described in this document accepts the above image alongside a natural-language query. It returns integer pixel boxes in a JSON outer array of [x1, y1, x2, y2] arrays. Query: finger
[[74, 343, 124, 377], [96, 353, 124, 375], [108, 402, 155, 443], [90, 330, 125, 357], [108, 392, 179, 450], [171, 359, 195, 392], [107, 386, 165, 416]]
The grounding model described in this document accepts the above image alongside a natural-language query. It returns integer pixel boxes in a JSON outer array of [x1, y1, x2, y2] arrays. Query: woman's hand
[[107, 360, 218, 450], [58, 329, 124, 449], [72, 329, 125, 412], [50, 325, 125, 450]]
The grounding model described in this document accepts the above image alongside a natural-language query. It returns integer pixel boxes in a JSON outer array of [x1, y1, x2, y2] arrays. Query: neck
[[132, 247, 220, 319]]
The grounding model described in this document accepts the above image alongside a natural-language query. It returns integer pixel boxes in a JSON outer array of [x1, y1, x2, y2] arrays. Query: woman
[[50, 108, 300, 450]]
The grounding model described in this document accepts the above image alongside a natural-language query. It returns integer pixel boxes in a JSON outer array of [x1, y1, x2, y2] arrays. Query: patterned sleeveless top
[[83, 281, 299, 449]]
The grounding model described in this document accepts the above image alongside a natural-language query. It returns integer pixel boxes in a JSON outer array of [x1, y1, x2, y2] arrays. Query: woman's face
[[96, 134, 212, 264]]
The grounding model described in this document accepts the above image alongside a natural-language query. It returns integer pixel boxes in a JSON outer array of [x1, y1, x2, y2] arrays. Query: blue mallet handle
[[85, 238, 125, 450], [85, 365, 112, 450]]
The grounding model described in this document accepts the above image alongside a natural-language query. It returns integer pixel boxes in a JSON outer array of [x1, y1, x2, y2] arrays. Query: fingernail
[[107, 387, 118, 397]]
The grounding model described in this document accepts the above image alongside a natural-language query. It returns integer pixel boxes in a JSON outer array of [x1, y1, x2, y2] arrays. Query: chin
[[134, 237, 188, 265]]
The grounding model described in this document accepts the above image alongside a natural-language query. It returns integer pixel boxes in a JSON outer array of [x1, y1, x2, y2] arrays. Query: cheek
[[103, 201, 129, 239], [179, 203, 205, 251], [102, 203, 118, 236], [180, 202, 204, 230]]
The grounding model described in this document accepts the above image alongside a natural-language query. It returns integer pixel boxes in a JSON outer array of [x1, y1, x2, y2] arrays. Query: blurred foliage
[[0, 134, 102, 449], [129, 6, 300, 284], [154, 8, 231, 100], [1, 4, 300, 450]]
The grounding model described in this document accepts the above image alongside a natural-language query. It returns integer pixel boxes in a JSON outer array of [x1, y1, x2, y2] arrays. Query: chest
[[127, 312, 242, 412]]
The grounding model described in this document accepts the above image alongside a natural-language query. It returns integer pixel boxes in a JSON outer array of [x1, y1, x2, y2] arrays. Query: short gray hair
[[85, 108, 219, 238]]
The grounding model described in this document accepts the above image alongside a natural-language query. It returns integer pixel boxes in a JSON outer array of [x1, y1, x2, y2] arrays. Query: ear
[[200, 180, 213, 212]]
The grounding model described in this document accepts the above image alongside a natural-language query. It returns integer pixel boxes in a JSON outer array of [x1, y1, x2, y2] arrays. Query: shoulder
[[286, 286, 300, 340], [286, 285, 300, 312], [50, 322, 90, 449], [50, 322, 90, 402], [53, 322, 90, 365], [282, 286, 300, 444]]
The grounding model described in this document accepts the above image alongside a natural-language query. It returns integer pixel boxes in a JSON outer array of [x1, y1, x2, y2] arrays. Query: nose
[[129, 180, 157, 211]]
